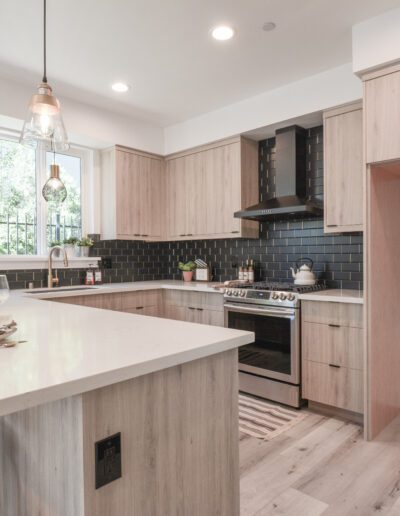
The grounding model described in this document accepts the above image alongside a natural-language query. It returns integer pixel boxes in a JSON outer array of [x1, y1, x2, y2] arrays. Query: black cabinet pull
[[196, 308, 204, 311], [327, 224, 338, 227], [136, 306, 144, 310], [179, 234, 186, 237], [329, 324, 341, 328], [188, 306, 196, 310], [329, 363, 341, 369], [134, 234, 140, 237], [231, 230, 240, 234], [141, 234, 149, 237]]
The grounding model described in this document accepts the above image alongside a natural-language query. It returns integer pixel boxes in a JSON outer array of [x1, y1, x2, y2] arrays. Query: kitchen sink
[[26, 287, 98, 294]]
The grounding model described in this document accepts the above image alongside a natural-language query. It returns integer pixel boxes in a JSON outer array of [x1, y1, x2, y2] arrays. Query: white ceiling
[[1, 0, 400, 127]]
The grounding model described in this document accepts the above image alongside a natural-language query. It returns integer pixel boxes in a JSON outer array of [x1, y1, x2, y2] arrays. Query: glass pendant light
[[42, 153, 67, 203], [20, 0, 69, 151]]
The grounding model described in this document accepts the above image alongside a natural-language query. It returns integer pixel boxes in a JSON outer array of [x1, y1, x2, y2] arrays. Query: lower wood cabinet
[[52, 288, 224, 327], [301, 300, 364, 414]]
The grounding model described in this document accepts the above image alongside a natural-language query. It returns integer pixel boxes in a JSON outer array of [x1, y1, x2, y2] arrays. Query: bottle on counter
[[248, 260, 255, 283], [85, 264, 95, 286], [94, 265, 103, 285], [243, 261, 249, 282], [238, 265, 244, 281]]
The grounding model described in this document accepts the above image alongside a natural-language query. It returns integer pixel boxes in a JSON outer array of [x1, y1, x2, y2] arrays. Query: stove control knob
[[240, 290, 246, 297], [279, 293, 287, 301], [287, 293, 295, 301], [233, 290, 239, 296], [271, 292, 279, 300], [226, 290, 232, 296]]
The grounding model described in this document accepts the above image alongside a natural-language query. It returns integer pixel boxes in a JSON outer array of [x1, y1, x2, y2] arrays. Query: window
[[0, 134, 88, 256]]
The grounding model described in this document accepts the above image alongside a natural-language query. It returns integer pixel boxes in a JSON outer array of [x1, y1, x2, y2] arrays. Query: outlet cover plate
[[95, 432, 122, 489]]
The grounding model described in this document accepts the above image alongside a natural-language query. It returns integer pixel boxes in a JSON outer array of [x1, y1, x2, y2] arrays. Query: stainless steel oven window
[[224, 304, 300, 385]]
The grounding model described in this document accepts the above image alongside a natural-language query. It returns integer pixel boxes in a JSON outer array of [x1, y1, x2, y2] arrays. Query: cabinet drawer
[[302, 322, 363, 370], [120, 290, 161, 310], [163, 290, 223, 311], [302, 360, 363, 413], [302, 301, 363, 328]]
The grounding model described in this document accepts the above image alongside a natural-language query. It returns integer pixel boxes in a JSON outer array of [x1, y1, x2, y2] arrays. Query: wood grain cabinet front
[[301, 300, 364, 414], [363, 64, 400, 164], [323, 101, 363, 233], [101, 146, 165, 242], [165, 137, 259, 240]]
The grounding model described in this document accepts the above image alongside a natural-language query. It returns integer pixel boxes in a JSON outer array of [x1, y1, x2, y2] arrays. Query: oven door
[[224, 303, 300, 385]]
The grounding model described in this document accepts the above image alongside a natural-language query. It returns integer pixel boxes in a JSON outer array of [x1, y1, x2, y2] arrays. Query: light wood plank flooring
[[240, 410, 400, 515]]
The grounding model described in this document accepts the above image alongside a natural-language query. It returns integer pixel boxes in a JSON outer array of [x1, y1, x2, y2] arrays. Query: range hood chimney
[[235, 125, 323, 221]]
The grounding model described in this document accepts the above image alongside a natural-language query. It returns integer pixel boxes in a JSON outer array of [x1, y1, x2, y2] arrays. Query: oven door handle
[[224, 303, 295, 319]]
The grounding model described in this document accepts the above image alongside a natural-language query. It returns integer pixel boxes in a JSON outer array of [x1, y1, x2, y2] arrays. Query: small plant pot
[[182, 271, 194, 282], [78, 246, 90, 257], [64, 244, 77, 259]]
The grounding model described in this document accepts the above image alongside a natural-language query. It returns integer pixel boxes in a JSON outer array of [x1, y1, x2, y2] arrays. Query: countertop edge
[[0, 332, 251, 418]]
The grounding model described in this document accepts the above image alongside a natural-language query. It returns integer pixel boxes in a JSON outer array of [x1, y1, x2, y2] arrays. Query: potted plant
[[49, 240, 62, 258], [63, 237, 79, 259], [178, 261, 197, 282], [77, 236, 94, 257]]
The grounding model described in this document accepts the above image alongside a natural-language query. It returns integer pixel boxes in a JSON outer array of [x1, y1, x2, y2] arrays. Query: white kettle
[[291, 258, 316, 286]]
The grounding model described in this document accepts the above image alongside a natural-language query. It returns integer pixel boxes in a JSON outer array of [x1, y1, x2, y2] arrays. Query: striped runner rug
[[239, 394, 306, 440]]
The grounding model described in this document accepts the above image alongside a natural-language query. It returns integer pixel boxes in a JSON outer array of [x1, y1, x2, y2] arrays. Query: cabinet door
[[166, 158, 187, 238], [324, 104, 363, 232], [185, 152, 206, 237], [364, 67, 400, 164], [140, 158, 163, 238], [116, 150, 142, 237], [204, 143, 241, 236]]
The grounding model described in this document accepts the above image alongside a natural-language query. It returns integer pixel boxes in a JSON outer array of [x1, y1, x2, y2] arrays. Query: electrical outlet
[[95, 433, 121, 489]]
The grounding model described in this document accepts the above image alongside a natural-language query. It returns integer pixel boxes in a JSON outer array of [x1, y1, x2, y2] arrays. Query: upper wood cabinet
[[363, 64, 400, 165], [165, 137, 259, 240], [323, 102, 364, 233], [101, 146, 165, 241]]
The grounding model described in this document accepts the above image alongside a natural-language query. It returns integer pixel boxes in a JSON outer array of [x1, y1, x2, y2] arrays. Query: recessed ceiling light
[[211, 25, 235, 41], [262, 22, 276, 32], [111, 82, 130, 93]]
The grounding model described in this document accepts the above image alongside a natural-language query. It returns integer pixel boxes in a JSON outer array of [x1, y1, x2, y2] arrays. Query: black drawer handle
[[136, 306, 144, 310], [179, 234, 186, 237], [188, 306, 196, 310], [231, 231, 240, 234], [196, 308, 204, 311], [134, 234, 140, 237], [329, 363, 341, 369], [327, 224, 338, 227], [186, 233, 193, 236], [141, 234, 149, 237], [329, 324, 341, 328]]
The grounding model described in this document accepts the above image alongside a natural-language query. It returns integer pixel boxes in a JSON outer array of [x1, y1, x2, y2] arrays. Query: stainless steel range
[[224, 281, 325, 408]]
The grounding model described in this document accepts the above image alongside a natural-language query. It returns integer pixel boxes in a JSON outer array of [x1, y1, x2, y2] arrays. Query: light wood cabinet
[[302, 300, 364, 414], [163, 289, 224, 326], [165, 137, 259, 240], [101, 146, 164, 241], [53, 288, 224, 326], [323, 102, 363, 233], [363, 63, 400, 164]]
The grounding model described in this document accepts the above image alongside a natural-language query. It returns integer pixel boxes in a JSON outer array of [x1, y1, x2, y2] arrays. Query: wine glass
[[0, 275, 9, 305]]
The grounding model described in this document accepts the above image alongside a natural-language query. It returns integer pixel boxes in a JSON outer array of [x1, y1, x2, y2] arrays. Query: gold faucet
[[48, 246, 69, 288]]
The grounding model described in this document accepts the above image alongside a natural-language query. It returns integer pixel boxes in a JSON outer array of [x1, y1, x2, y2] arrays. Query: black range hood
[[235, 125, 323, 221]]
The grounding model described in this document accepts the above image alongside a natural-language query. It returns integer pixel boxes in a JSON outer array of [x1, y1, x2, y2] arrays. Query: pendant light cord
[[42, 0, 47, 83]]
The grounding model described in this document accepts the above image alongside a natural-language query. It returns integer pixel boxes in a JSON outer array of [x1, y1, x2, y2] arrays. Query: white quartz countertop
[[0, 283, 252, 417], [299, 289, 363, 304]]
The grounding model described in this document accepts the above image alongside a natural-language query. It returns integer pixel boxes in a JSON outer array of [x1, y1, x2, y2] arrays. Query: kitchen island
[[0, 290, 253, 516]]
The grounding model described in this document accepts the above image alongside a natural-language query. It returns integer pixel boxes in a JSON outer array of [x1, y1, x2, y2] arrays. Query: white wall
[[353, 7, 400, 75], [164, 63, 362, 154], [0, 76, 164, 154]]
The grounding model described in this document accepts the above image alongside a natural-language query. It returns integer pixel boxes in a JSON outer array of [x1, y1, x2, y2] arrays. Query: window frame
[[0, 130, 99, 266]]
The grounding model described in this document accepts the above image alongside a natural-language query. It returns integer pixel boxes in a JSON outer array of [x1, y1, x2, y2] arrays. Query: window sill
[[0, 256, 101, 271]]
